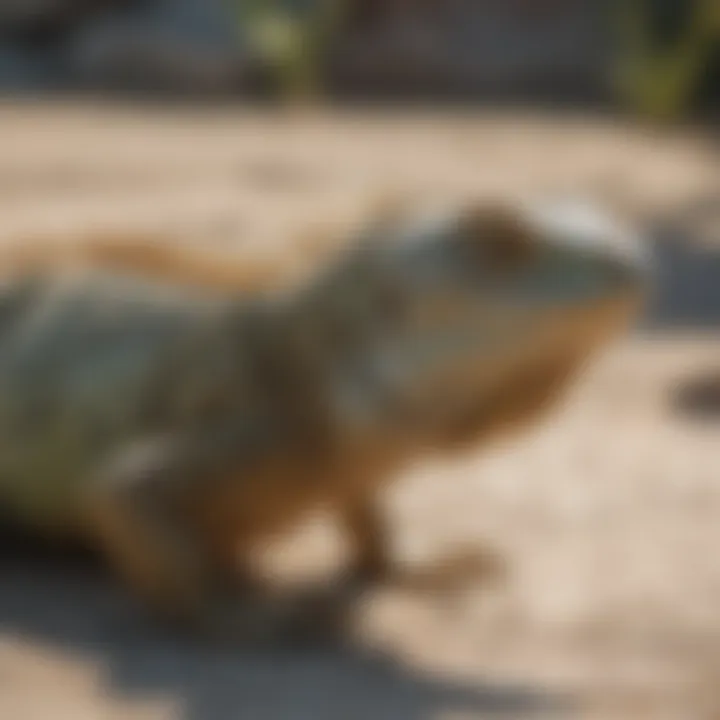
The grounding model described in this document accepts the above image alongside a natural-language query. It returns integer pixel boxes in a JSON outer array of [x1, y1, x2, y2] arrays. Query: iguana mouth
[[431, 350, 586, 448]]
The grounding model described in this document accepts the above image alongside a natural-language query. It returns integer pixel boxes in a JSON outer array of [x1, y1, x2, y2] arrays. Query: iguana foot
[[379, 544, 507, 595], [182, 581, 361, 650]]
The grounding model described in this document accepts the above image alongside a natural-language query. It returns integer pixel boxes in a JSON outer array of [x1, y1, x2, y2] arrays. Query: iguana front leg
[[338, 492, 505, 594], [85, 434, 354, 646], [339, 495, 393, 584]]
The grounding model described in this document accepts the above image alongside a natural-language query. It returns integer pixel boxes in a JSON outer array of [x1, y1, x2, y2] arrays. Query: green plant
[[612, 0, 720, 120], [234, 0, 347, 100]]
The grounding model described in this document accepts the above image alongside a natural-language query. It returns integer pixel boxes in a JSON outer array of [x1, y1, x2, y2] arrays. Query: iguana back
[[0, 271, 242, 533]]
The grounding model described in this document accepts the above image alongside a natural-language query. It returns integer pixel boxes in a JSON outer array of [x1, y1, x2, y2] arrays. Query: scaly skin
[[0, 199, 650, 644]]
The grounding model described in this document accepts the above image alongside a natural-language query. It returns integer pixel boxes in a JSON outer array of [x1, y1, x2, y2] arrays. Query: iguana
[[0, 199, 650, 644]]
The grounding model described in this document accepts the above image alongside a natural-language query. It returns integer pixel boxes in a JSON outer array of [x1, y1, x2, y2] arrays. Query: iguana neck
[[265, 276, 421, 464], [219, 295, 341, 452]]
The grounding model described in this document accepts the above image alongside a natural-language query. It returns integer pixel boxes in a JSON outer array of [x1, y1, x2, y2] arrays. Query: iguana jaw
[[330, 291, 640, 449]]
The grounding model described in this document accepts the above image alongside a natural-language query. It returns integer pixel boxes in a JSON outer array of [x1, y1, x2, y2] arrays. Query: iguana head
[[290, 199, 651, 451]]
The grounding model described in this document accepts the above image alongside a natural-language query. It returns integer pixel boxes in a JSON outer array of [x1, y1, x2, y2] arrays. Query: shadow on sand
[[0, 553, 569, 720], [642, 197, 720, 331], [641, 196, 720, 417]]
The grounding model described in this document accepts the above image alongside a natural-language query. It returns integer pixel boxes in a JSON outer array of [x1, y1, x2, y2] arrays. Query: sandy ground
[[0, 100, 719, 720]]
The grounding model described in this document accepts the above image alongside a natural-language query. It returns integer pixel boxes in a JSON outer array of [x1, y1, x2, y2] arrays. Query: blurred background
[[0, 0, 718, 114], [0, 2, 719, 720]]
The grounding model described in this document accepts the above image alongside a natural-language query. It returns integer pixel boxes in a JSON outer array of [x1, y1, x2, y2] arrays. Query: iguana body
[[0, 200, 650, 643]]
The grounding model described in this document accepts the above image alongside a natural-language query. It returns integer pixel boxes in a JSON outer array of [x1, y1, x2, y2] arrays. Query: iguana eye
[[458, 204, 535, 271]]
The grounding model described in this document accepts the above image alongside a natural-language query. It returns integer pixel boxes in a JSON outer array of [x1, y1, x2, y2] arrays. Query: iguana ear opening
[[459, 203, 536, 270]]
